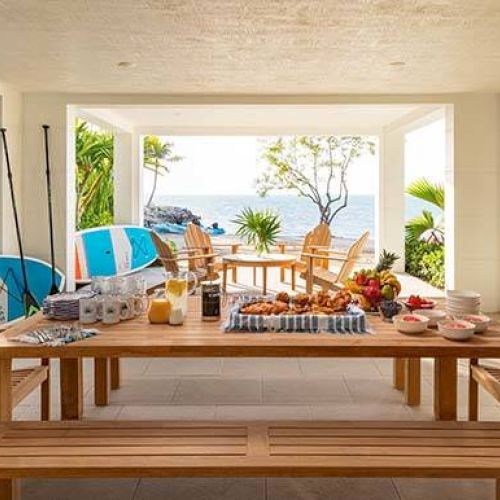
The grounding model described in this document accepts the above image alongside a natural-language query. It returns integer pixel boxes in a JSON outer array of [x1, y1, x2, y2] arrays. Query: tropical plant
[[405, 239, 445, 289], [405, 178, 445, 243], [75, 120, 114, 230], [143, 136, 182, 207], [257, 136, 375, 225], [232, 208, 281, 255]]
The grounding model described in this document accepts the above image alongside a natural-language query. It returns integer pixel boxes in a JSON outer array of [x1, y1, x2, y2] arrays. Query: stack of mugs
[[446, 290, 481, 316]]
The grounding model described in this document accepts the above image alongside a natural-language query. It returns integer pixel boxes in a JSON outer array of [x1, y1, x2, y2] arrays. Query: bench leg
[[0, 359, 12, 422], [110, 358, 121, 390], [405, 358, 421, 406], [41, 358, 50, 421], [393, 358, 405, 391], [496, 479, 500, 500], [94, 358, 110, 406], [469, 358, 479, 421], [0, 479, 20, 500], [60, 358, 83, 420], [434, 357, 457, 421]]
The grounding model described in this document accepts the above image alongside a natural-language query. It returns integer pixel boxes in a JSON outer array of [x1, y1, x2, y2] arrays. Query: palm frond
[[406, 178, 445, 210], [232, 208, 282, 254], [405, 210, 444, 244]]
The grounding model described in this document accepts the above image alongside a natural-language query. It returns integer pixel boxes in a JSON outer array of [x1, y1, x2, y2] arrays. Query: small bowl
[[404, 299, 436, 311], [394, 313, 429, 334], [413, 309, 447, 328], [438, 319, 475, 341], [454, 314, 491, 333]]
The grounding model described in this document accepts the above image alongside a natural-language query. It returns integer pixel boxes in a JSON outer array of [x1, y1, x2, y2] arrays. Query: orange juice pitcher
[[165, 271, 197, 317]]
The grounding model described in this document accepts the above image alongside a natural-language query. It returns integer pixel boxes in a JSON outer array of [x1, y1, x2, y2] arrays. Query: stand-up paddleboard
[[0, 256, 65, 325], [74, 225, 157, 283]]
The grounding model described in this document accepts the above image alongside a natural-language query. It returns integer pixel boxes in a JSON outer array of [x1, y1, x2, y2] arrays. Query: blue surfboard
[[0, 256, 65, 325], [75, 225, 157, 283]]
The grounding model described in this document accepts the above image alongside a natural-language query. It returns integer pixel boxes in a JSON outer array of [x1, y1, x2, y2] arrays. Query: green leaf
[[406, 178, 445, 210]]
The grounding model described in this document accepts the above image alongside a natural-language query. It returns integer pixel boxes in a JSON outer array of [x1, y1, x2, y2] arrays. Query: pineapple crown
[[375, 250, 400, 272]]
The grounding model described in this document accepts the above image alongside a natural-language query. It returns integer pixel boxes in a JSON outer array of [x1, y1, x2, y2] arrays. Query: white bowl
[[446, 290, 481, 300], [394, 314, 429, 334], [446, 305, 481, 315], [438, 319, 475, 341], [413, 309, 447, 328], [454, 314, 491, 333]]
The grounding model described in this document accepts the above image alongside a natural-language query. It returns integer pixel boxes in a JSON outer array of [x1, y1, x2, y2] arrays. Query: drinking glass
[[165, 271, 197, 317]]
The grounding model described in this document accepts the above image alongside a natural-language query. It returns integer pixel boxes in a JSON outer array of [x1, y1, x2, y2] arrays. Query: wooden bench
[[2, 420, 500, 499]]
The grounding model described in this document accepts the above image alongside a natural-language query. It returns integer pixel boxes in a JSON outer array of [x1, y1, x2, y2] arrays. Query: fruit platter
[[344, 250, 402, 313], [224, 291, 367, 334]]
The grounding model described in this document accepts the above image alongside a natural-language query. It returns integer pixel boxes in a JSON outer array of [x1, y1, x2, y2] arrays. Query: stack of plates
[[446, 290, 481, 315], [43, 291, 95, 320]]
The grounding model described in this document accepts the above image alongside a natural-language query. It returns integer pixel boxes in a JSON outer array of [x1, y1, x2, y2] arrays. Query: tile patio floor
[[13, 268, 492, 500]]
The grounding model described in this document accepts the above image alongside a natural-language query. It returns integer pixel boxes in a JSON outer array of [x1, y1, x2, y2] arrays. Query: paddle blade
[[23, 291, 40, 317]]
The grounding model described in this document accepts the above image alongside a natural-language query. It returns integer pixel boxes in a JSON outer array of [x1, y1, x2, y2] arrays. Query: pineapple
[[375, 250, 399, 272]]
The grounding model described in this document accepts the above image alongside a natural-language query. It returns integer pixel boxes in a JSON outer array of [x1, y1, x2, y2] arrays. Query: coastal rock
[[143, 205, 201, 228]]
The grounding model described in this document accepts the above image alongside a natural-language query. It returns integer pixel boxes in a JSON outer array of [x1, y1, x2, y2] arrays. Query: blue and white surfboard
[[74, 225, 157, 283], [0, 256, 65, 325]]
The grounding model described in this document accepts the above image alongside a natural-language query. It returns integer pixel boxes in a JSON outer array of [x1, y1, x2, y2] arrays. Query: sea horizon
[[152, 193, 441, 242]]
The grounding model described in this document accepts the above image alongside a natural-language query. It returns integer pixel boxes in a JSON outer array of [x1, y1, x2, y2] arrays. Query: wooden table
[[222, 253, 297, 294], [1, 299, 500, 422]]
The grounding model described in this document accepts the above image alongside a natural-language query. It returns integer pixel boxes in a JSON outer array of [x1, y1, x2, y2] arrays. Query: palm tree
[[405, 178, 445, 244], [75, 120, 114, 229], [143, 136, 182, 207]]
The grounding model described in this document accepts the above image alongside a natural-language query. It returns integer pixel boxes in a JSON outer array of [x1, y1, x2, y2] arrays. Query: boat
[[152, 222, 226, 236], [152, 222, 187, 234]]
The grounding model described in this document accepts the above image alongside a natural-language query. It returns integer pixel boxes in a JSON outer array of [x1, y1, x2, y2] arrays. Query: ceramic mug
[[79, 297, 97, 324], [102, 298, 121, 325], [118, 295, 135, 320]]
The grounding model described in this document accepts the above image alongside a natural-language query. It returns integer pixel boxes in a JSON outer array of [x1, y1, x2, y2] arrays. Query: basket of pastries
[[224, 290, 367, 334]]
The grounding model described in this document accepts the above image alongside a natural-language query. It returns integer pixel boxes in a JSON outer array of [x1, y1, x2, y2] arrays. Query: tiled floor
[[12, 355, 500, 499]]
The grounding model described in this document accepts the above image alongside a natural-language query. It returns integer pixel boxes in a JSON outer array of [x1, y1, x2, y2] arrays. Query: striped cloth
[[223, 295, 368, 334]]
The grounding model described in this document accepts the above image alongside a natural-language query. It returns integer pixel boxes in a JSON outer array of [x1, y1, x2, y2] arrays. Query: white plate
[[446, 290, 481, 300]]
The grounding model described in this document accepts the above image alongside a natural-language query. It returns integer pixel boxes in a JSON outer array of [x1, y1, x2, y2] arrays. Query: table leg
[[60, 358, 83, 420], [253, 267, 257, 286], [41, 358, 50, 421], [278, 244, 286, 282], [290, 264, 296, 291], [222, 263, 228, 293], [405, 358, 421, 406], [0, 359, 12, 422], [110, 358, 121, 390], [94, 358, 110, 406], [0, 479, 20, 500], [262, 267, 267, 295], [434, 357, 457, 420], [231, 245, 238, 282], [393, 358, 405, 391], [469, 358, 478, 421]]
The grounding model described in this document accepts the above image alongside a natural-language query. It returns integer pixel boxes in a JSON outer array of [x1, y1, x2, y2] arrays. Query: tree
[[75, 120, 114, 229], [405, 178, 445, 243], [256, 136, 375, 225], [143, 136, 182, 207]]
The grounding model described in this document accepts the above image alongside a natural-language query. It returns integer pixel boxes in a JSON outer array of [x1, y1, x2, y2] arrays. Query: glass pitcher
[[165, 271, 198, 317]]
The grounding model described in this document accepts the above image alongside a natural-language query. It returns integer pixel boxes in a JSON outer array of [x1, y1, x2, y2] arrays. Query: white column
[[20, 95, 76, 291], [131, 132, 144, 226], [448, 95, 500, 312], [376, 129, 406, 272], [113, 131, 134, 224]]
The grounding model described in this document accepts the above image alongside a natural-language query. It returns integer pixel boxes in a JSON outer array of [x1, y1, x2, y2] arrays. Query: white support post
[[376, 129, 406, 272], [131, 132, 144, 227], [113, 131, 134, 224]]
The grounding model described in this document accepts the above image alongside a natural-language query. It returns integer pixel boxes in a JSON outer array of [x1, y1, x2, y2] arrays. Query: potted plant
[[232, 208, 281, 255]]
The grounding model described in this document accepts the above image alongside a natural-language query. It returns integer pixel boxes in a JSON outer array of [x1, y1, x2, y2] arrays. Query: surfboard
[[74, 225, 157, 283], [0, 256, 65, 325]]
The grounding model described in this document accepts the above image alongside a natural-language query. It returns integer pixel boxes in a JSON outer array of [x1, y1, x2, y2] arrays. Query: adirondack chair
[[184, 223, 240, 282], [277, 223, 331, 283], [303, 231, 370, 293], [150, 232, 218, 282]]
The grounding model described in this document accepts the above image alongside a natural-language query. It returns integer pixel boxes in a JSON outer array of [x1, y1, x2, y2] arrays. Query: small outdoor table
[[1, 298, 500, 423], [221, 253, 297, 294]]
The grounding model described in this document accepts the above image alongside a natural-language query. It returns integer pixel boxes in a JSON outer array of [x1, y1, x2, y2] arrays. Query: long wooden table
[[1, 299, 500, 422]]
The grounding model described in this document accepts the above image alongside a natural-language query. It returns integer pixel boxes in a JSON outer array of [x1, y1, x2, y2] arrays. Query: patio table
[[1, 298, 500, 422]]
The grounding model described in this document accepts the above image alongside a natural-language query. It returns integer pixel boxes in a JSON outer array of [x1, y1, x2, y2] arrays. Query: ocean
[[154, 194, 440, 242]]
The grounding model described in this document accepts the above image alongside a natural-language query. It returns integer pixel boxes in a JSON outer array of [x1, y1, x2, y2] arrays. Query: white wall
[[18, 93, 500, 310], [0, 83, 23, 255]]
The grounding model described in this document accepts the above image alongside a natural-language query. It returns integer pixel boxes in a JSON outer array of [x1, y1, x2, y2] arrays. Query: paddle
[[42, 124, 59, 295], [0, 128, 40, 317]]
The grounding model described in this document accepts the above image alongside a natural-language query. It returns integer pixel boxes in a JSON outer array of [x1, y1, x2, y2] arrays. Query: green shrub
[[405, 239, 445, 289]]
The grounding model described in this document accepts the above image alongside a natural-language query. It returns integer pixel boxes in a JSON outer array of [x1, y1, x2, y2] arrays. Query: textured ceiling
[[1, 0, 500, 94]]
